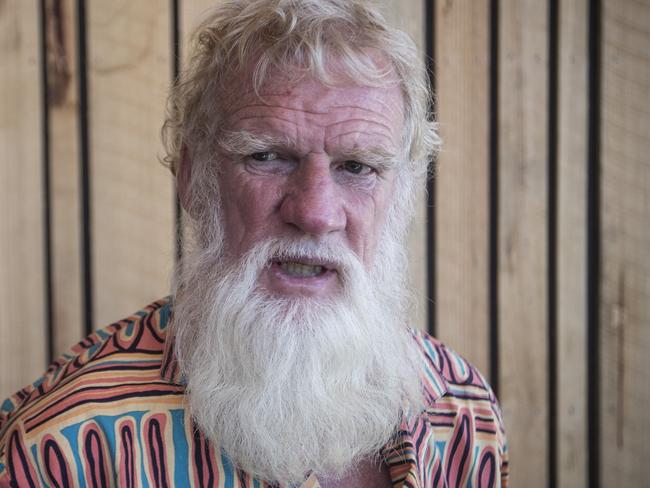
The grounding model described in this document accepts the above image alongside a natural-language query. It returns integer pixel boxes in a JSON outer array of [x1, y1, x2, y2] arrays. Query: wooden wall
[[1, 0, 648, 486]]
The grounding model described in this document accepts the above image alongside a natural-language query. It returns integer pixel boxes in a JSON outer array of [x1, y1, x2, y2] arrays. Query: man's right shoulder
[[0, 298, 176, 479]]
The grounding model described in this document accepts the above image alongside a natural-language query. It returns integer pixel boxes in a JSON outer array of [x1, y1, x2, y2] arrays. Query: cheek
[[220, 176, 284, 250], [348, 181, 396, 257]]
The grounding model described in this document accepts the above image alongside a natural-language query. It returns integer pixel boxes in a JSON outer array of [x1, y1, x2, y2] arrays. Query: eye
[[251, 151, 277, 161], [342, 160, 373, 175], [244, 151, 295, 176]]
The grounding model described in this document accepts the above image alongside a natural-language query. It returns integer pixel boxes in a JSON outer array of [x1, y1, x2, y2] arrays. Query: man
[[0, 0, 508, 486]]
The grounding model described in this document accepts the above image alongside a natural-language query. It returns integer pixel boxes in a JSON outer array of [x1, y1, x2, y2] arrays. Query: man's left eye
[[342, 160, 373, 175], [251, 151, 277, 161]]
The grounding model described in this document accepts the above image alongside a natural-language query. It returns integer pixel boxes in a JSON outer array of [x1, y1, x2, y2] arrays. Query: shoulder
[[411, 329, 499, 404], [409, 329, 510, 484], [0, 298, 176, 482]]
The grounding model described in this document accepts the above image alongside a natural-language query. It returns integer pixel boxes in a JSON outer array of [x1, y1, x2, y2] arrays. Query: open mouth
[[272, 259, 333, 278], [265, 257, 340, 296]]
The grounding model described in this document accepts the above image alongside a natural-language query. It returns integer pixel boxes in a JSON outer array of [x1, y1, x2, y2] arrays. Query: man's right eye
[[251, 151, 277, 161]]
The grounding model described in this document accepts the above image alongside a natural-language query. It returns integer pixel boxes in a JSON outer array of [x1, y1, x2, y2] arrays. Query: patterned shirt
[[0, 298, 508, 487]]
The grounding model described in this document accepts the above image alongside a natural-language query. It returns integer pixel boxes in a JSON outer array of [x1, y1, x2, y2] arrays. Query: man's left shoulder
[[409, 328, 509, 472], [401, 329, 509, 485], [410, 329, 499, 405]]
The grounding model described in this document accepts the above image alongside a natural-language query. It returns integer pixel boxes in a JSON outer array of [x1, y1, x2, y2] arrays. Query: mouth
[[272, 259, 334, 278], [264, 258, 339, 296], [278, 261, 326, 277]]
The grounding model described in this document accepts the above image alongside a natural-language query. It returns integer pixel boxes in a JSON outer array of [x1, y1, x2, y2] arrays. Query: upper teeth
[[280, 261, 323, 277]]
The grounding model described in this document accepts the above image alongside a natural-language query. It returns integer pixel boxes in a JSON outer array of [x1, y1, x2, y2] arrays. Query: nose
[[279, 159, 346, 236]]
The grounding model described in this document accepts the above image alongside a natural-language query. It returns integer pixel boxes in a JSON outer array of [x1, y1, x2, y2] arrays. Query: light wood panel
[[383, 0, 427, 331], [600, 0, 650, 484], [434, 0, 490, 374], [557, 0, 588, 485], [88, 1, 175, 327], [45, 0, 84, 357], [498, 0, 549, 485], [0, 1, 47, 394]]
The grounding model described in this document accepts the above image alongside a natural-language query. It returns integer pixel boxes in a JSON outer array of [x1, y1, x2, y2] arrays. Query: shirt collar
[[158, 299, 184, 385], [160, 329, 184, 384]]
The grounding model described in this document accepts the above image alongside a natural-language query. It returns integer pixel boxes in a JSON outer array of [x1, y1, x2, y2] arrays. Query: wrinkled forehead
[[215, 56, 407, 146], [219, 73, 406, 156], [229, 73, 403, 116]]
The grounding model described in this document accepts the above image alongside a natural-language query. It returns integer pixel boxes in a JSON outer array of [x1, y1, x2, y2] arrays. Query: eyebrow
[[217, 130, 291, 156], [217, 129, 400, 172]]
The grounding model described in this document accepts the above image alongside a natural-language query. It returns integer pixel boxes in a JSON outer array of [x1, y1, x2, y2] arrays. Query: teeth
[[279, 261, 324, 277]]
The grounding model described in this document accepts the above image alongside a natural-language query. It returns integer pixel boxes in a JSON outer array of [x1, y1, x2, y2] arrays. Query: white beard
[[173, 235, 424, 485]]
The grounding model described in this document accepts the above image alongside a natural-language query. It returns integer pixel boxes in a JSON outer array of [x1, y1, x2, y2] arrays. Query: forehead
[[221, 72, 405, 151]]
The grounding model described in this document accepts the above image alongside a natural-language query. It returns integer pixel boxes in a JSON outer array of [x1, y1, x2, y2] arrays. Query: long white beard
[[173, 235, 424, 485]]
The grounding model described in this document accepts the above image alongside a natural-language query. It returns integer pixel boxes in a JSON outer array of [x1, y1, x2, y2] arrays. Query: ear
[[177, 145, 192, 215]]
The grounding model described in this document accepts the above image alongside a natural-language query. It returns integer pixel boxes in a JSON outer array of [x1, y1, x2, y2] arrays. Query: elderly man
[[0, 1, 507, 486]]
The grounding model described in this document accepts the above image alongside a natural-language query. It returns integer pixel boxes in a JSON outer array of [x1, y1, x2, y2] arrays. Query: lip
[[271, 257, 338, 270], [262, 259, 340, 297]]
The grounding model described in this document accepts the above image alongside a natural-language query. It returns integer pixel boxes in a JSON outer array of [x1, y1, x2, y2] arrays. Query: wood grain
[[433, 0, 490, 374], [383, 0, 427, 332], [498, 0, 549, 485], [0, 0, 47, 396], [557, 0, 588, 485], [87, 1, 175, 327], [45, 0, 84, 357], [600, 0, 650, 484]]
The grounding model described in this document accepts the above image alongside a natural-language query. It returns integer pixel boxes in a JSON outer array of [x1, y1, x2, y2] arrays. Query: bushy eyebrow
[[217, 129, 400, 172], [217, 130, 290, 156]]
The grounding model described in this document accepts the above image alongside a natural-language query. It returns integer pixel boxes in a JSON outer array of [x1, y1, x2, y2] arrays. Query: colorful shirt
[[0, 298, 508, 487]]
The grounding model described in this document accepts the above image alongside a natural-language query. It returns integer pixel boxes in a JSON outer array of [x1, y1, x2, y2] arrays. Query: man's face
[[213, 74, 405, 298]]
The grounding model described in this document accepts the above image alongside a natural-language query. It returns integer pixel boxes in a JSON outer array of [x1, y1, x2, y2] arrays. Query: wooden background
[[1, 0, 648, 486]]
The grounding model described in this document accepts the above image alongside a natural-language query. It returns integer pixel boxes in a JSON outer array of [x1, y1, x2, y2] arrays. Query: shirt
[[0, 298, 509, 487]]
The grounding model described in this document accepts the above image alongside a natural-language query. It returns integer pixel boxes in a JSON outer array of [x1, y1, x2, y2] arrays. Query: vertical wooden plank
[[556, 0, 588, 485], [45, 0, 84, 356], [88, 1, 174, 326], [0, 1, 47, 394], [498, 0, 549, 485], [600, 0, 650, 484], [434, 0, 490, 373], [383, 0, 427, 332]]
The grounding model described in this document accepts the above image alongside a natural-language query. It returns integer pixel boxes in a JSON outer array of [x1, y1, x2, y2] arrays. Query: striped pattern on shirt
[[0, 298, 508, 487]]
